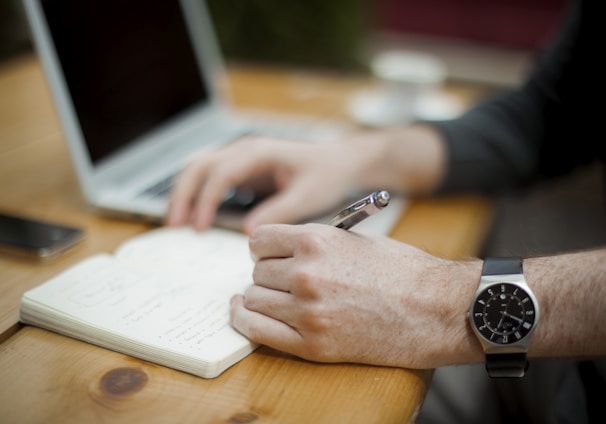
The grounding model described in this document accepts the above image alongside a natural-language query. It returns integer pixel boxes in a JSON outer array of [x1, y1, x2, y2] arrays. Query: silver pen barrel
[[328, 190, 390, 230]]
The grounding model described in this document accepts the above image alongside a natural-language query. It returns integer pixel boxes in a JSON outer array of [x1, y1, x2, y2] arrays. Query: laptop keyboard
[[141, 173, 176, 198], [138, 116, 341, 200]]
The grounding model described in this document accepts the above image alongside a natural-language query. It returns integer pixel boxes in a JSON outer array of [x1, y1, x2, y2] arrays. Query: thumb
[[242, 189, 320, 233]]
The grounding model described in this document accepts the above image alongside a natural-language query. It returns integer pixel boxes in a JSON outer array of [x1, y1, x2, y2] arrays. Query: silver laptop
[[23, 0, 406, 233], [21, 0, 348, 225]]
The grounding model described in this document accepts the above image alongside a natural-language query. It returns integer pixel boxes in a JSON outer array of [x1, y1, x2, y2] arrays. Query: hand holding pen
[[231, 187, 450, 369]]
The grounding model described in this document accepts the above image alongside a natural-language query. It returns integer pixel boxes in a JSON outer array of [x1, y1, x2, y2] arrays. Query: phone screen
[[0, 213, 84, 260]]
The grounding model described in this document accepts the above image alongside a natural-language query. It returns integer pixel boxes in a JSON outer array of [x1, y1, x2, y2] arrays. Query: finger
[[190, 145, 284, 231], [190, 166, 238, 231], [167, 154, 213, 226], [248, 224, 301, 260], [230, 294, 303, 353], [244, 284, 297, 319], [242, 186, 317, 232], [252, 257, 295, 292], [168, 136, 273, 228]]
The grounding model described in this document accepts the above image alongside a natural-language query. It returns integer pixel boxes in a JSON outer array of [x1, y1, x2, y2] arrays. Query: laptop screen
[[41, 0, 210, 164]]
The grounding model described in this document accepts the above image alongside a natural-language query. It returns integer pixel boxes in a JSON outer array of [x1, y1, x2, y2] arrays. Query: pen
[[328, 190, 390, 230]]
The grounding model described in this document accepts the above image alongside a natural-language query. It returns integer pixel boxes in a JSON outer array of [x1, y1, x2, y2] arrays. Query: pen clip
[[328, 190, 390, 230]]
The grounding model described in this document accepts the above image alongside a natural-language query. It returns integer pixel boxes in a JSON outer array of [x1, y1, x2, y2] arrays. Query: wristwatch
[[468, 257, 539, 378]]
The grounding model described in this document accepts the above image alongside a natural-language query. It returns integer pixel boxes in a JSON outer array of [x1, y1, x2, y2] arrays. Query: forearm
[[526, 248, 606, 359], [346, 124, 448, 196], [433, 248, 606, 369]]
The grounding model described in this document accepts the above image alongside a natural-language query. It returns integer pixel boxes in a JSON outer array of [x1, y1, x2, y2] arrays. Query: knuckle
[[296, 301, 329, 331], [301, 335, 335, 362], [291, 266, 318, 296], [243, 324, 265, 344], [296, 226, 327, 255], [248, 228, 263, 252]]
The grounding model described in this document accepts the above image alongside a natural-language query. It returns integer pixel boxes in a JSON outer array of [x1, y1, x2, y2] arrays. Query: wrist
[[522, 250, 606, 359], [358, 125, 447, 195], [422, 258, 485, 367], [469, 257, 540, 377]]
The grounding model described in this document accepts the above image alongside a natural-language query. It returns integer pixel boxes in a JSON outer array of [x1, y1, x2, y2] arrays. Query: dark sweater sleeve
[[432, 0, 601, 194]]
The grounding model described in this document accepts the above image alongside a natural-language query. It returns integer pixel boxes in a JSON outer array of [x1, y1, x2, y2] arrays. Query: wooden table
[[0, 53, 493, 423]]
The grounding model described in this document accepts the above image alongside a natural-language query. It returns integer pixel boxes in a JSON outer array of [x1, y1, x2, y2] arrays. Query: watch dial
[[472, 283, 537, 345]]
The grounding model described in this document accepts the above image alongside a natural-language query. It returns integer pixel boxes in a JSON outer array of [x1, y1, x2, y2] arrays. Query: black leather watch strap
[[482, 257, 523, 275], [481, 257, 529, 378], [486, 353, 529, 378]]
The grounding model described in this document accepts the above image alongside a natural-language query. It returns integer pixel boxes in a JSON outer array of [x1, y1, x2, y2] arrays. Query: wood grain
[[0, 54, 494, 423]]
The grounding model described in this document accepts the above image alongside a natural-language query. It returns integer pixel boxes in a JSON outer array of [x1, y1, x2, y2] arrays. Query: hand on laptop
[[167, 135, 361, 233]]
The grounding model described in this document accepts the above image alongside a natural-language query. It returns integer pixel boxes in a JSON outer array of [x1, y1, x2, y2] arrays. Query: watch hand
[[497, 312, 507, 329], [502, 312, 523, 323], [496, 294, 514, 330]]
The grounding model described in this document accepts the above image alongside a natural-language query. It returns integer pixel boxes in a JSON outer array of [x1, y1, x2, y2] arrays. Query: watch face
[[471, 282, 537, 345]]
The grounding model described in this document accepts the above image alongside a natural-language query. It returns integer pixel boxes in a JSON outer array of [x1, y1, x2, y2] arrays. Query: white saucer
[[347, 88, 464, 128]]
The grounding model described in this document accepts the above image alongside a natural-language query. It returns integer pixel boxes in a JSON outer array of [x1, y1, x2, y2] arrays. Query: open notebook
[[20, 197, 402, 379], [20, 226, 258, 379], [22, 0, 353, 227]]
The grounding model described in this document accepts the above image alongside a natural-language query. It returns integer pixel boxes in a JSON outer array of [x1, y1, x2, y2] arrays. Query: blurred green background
[[0, 0, 31, 61], [205, 0, 369, 70], [1, 0, 370, 71], [1, 0, 566, 84]]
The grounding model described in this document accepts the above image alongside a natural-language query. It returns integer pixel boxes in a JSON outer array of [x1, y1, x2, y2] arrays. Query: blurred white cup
[[348, 49, 451, 127]]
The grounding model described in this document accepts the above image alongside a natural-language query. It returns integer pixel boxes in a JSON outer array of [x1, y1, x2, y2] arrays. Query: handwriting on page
[[158, 301, 228, 345], [28, 252, 251, 353], [114, 227, 253, 293]]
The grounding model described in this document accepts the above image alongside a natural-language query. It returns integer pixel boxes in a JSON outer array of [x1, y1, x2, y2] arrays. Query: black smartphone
[[0, 212, 84, 261]]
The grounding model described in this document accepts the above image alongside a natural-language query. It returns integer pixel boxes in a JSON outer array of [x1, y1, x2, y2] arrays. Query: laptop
[[22, 0, 405, 233]]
